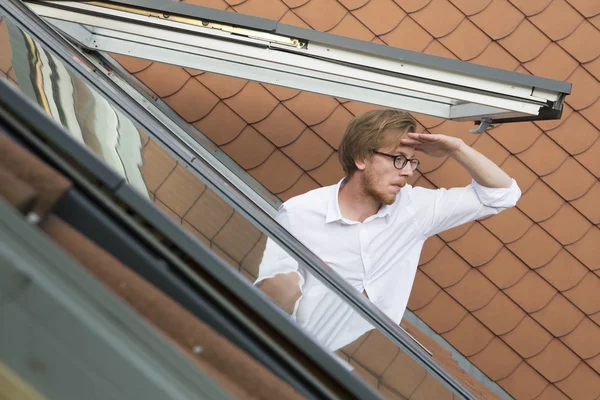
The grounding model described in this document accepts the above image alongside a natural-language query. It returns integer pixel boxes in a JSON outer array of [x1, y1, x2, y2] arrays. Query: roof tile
[[537, 249, 589, 291], [507, 225, 562, 269], [312, 105, 354, 149], [408, 269, 441, 310], [261, 83, 301, 102], [546, 111, 600, 155], [425, 157, 473, 189], [380, 350, 427, 397], [253, 104, 306, 147], [410, 0, 464, 38], [413, 113, 445, 129], [422, 39, 458, 59], [532, 294, 585, 336], [488, 121, 543, 154], [501, 316, 553, 358], [437, 220, 473, 242], [468, 338, 521, 380], [211, 242, 239, 268], [541, 157, 596, 201], [497, 19, 550, 63], [352, 329, 400, 376], [447, 223, 504, 267], [558, 20, 600, 63], [408, 373, 454, 399], [534, 385, 570, 400], [337, 0, 369, 10], [418, 235, 445, 265], [507, 0, 551, 16], [379, 16, 434, 52], [563, 272, 600, 316], [535, 103, 573, 131], [446, 269, 498, 311], [351, 0, 406, 35], [588, 354, 600, 375], [471, 133, 510, 165], [478, 247, 529, 289], [224, 81, 279, 123], [496, 362, 548, 400], [442, 314, 494, 357], [135, 63, 190, 97], [562, 317, 600, 359], [281, 128, 333, 170], [470, 42, 520, 70], [327, 13, 376, 40], [570, 181, 600, 224], [279, 9, 313, 27], [184, 189, 234, 239], [212, 212, 262, 263], [232, 0, 288, 19], [154, 198, 181, 223], [473, 291, 525, 335], [566, 0, 600, 17], [419, 245, 471, 287], [240, 234, 267, 277], [283, 91, 339, 126], [163, 78, 219, 122], [414, 152, 446, 174], [277, 173, 320, 201], [500, 156, 538, 193], [293, 0, 348, 31], [448, 0, 491, 16], [249, 150, 304, 193], [566, 227, 600, 271], [155, 164, 206, 216], [528, 339, 581, 382], [580, 97, 600, 130], [182, 221, 211, 247], [196, 73, 247, 99], [193, 102, 246, 145], [281, 0, 310, 8], [306, 152, 345, 186], [110, 53, 152, 74], [504, 270, 557, 312], [539, 203, 592, 245], [220, 125, 275, 169], [342, 101, 381, 117], [529, 0, 584, 40], [348, 360, 379, 388], [141, 140, 177, 192], [517, 179, 564, 222], [438, 19, 492, 60], [480, 207, 534, 244], [575, 137, 600, 177], [470, 0, 524, 40], [523, 43, 579, 81], [593, 14, 600, 30], [377, 385, 406, 400], [516, 133, 569, 176], [554, 362, 600, 399], [414, 290, 468, 333], [339, 331, 369, 357]]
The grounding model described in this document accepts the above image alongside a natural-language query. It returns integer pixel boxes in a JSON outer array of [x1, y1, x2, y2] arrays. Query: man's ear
[[355, 157, 367, 171]]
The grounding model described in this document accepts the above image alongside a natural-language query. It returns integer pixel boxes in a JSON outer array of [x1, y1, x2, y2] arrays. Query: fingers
[[408, 132, 438, 141], [400, 138, 422, 146]]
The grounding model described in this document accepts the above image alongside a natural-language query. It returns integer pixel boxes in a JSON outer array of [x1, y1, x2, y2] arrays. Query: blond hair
[[338, 109, 416, 178]]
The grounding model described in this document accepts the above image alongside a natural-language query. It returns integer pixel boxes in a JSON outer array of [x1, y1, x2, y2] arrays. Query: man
[[255, 109, 521, 350]]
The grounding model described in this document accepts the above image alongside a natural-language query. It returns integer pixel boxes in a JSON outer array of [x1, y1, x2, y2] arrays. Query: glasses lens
[[394, 155, 408, 169], [410, 159, 419, 170]]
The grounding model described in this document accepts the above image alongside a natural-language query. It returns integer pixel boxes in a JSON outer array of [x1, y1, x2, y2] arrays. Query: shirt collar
[[326, 178, 393, 224]]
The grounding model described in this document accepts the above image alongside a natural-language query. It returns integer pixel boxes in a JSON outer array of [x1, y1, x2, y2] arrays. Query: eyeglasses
[[374, 151, 420, 171]]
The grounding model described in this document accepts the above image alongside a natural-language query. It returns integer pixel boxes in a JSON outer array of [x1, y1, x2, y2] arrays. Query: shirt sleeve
[[254, 204, 305, 290], [416, 178, 521, 238]]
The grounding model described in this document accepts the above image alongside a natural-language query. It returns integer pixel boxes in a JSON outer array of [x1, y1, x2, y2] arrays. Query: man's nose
[[400, 163, 414, 177]]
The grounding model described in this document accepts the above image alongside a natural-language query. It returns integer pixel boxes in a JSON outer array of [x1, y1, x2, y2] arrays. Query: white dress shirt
[[256, 178, 521, 350]]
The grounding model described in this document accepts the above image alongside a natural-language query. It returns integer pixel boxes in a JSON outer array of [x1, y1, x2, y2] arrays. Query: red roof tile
[[507, 224, 562, 269], [196, 73, 247, 99], [352, 330, 400, 376], [539, 203, 592, 245], [532, 294, 585, 336], [380, 350, 428, 397], [588, 354, 600, 375], [546, 111, 600, 155], [418, 235, 445, 265], [507, 0, 551, 16], [447, 223, 504, 267], [306, 152, 345, 186], [504, 270, 556, 313], [470, 133, 510, 165], [537, 249, 589, 291], [517, 179, 564, 222], [442, 314, 494, 356], [408, 269, 441, 310], [253, 104, 306, 147], [110, 53, 152, 74], [528, 339, 581, 382], [141, 140, 177, 192], [478, 247, 529, 289], [348, 360, 379, 388], [468, 338, 521, 380], [446, 268, 498, 311], [425, 157, 473, 188], [220, 125, 275, 169], [448, 0, 491, 16], [232, 0, 289, 19], [580, 97, 600, 130], [224, 81, 279, 123], [422, 39, 458, 59], [415, 290, 468, 333], [281, 0, 310, 8], [480, 207, 534, 244], [155, 164, 206, 216], [261, 83, 301, 101], [516, 133, 569, 176], [570, 181, 600, 224], [135, 63, 190, 97], [283, 91, 339, 125], [337, 0, 369, 10], [470, 0, 524, 40], [192, 101, 246, 145], [379, 16, 434, 52], [559, 21, 600, 64], [575, 137, 600, 177], [473, 292, 525, 335], [212, 212, 262, 262], [419, 245, 471, 287], [437, 220, 473, 242], [163, 78, 219, 122], [249, 150, 304, 193], [524, 43, 579, 81], [154, 197, 181, 223], [352, 0, 406, 35], [211, 242, 239, 268], [280, 8, 312, 26], [496, 362, 548, 400], [565, 227, 600, 271], [413, 152, 445, 174], [392, 0, 432, 13], [240, 234, 267, 277], [534, 385, 570, 400], [566, 0, 600, 17], [497, 19, 550, 63], [438, 19, 492, 60], [562, 317, 600, 359], [500, 156, 538, 193], [501, 315, 553, 358], [593, 14, 600, 30], [277, 173, 320, 201], [469, 42, 520, 70], [408, 373, 455, 399], [529, 0, 584, 40], [182, 220, 211, 247], [185, 189, 234, 239], [293, 0, 348, 31], [327, 13, 376, 40], [488, 121, 543, 154], [541, 157, 597, 201], [554, 362, 600, 399], [312, 105, 354, 149], [410, 0, 464, 38], [281, 128, 333, 170]]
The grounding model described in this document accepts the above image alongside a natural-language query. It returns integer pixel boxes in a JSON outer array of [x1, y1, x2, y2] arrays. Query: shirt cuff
[[471, 178, 521, 208]]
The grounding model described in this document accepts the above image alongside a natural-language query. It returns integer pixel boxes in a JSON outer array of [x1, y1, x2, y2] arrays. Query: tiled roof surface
[[106, 0, 600, 398]]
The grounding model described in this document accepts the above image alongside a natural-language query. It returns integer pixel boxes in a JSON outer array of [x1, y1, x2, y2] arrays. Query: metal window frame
[[26, 0, 571, 130]]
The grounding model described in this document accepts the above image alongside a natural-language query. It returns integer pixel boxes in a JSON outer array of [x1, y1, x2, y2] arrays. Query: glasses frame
[[373, 151, 420, 171]]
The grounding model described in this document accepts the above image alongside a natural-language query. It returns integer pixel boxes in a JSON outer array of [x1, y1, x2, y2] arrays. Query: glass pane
[[0, 14, 462, 399]]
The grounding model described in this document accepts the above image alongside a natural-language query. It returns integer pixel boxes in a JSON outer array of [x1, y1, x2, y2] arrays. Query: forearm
[[256, 272, 302, 315], [451, 141, 512, 188]]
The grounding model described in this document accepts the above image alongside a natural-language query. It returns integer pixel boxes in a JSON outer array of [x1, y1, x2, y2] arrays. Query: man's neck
[[338, 175, 381, 223]]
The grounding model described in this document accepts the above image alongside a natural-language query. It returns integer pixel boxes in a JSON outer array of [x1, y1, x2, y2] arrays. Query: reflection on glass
[[0, 14, 458, 399]]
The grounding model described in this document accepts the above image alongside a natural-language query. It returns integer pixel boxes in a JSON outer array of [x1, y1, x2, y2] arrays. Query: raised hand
[[401, 132, 464, 158]]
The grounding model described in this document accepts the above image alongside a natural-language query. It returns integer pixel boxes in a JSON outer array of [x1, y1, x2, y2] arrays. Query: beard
[[360, 168, 404, 206]]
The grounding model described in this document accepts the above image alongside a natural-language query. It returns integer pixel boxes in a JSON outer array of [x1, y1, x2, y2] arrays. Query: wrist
[[450, 139, 466, 158]]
